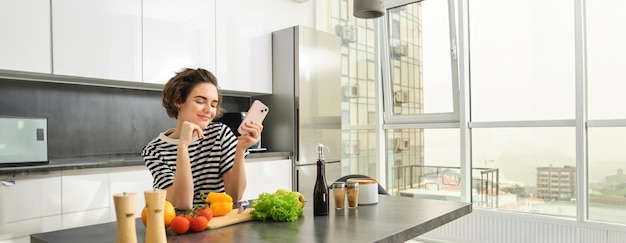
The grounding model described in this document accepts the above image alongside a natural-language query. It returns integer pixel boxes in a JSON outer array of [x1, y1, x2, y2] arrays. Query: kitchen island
[[31, 195, 471, 243]]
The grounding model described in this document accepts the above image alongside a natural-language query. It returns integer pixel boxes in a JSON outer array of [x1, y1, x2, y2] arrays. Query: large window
[[585, 0, 626, 225], [378, 0, 626, 227], [381, 0, 461, 202], [468, 0, 577, 218], [324, 0, 626, 227]]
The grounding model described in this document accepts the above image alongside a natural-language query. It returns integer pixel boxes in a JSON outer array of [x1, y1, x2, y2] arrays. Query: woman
[[142, 68, 262, 210]]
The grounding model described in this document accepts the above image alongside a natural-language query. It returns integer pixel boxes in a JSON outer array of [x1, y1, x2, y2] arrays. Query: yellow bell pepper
[[204, 192, 233, 216]]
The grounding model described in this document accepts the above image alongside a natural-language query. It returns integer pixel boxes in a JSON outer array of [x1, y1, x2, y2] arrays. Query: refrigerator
[[259, 26, 342, 198]]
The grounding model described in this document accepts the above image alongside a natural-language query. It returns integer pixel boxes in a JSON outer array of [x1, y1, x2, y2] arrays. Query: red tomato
[[170, 215, 190, 235], [189, 215, 209, 232], [194, 207, 213, 222]]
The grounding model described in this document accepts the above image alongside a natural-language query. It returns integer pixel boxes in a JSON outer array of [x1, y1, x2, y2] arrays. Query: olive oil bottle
[[313, 144, 329, 216]]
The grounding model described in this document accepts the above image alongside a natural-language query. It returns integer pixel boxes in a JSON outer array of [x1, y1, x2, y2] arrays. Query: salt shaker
[[113, 192, 137, 243]]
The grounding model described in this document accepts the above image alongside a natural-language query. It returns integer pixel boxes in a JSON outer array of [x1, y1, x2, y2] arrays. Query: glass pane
[[472, 127, 576, 217], [386, 0, 453, 115], [328, 0, 380, 176], [586, 0, 626, 119], [342, 129, 378, 175], [469, 0, 575, 121], [587, 128, 626, 224], [387, 128, 460, 201]]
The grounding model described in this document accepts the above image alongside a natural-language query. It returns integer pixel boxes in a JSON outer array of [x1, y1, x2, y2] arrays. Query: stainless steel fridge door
[[294, 26, 342, 165], [263, 26, 342, 165], [295, 161, 342, 201]]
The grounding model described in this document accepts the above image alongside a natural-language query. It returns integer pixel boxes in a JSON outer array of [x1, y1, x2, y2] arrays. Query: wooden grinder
[[144, 189, 167, 243], [113, 192, 137, 243]]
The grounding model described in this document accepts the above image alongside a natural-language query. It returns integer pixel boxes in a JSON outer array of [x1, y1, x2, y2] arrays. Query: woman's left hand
[[237, 121, 263, 149]]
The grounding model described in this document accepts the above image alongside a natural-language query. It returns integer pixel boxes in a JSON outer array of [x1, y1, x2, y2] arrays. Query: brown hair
[[161, 68, 224, 119]]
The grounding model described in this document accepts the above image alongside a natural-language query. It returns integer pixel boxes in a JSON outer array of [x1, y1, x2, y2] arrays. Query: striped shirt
[[142, 122, 246, 206]]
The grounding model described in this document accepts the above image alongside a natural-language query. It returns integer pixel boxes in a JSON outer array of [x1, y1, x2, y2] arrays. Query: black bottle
[[313, 144, 329, 216]]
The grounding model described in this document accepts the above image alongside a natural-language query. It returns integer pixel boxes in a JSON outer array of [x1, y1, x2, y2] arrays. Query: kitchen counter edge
[[0, 152, 291, 179]]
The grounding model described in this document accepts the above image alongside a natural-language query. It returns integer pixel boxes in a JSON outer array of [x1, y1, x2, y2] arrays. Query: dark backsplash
[[0, 78, 250, 160]]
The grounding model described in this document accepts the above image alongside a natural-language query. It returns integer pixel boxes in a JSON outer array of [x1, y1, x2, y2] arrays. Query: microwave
[[215, 112, 246, 136], [214, 112, 263, 151], [0, 116, 49, 167]]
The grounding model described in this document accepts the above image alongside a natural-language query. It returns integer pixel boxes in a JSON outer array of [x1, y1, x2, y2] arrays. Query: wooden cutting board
[[206, 208, 255, 229]]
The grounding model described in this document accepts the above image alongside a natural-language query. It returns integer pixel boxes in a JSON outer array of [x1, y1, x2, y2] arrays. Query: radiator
[[421, 209, 626, 243]]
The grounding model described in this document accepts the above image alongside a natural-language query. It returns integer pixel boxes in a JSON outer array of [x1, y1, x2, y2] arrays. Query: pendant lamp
[[353, 0, 385, 19]]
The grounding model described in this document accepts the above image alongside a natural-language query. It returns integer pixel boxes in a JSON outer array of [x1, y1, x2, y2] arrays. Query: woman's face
[[177, 83, 219, 128]]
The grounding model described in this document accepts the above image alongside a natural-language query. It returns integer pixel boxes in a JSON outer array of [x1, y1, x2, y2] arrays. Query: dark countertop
[[0, 152, 291, 179], [30, 195, 471, 243]]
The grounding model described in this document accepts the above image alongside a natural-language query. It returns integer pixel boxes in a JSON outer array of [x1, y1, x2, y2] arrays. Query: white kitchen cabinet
[[60, 169, 114, 229], [0, 0, 51, 73], [243, 159, 292, 200], [0, 177, 62, 224], [0, 176, 62, 241], [61, 170, 110, 214], [1, 236, 29, 243], [142, 0, 216, 84], [108, 167, 153, 221], [0, 166, 151, 241], [51, 0, 142, 82], [62, 208, 110, 229], [215, 0, 272, 94], [0, 215, 62, 242]]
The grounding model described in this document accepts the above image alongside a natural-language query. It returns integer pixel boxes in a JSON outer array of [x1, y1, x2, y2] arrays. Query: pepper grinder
[[113, 192, 137, 243], [144, 189, 167, 243]]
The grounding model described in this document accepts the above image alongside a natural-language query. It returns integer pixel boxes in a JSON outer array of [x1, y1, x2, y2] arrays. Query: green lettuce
[[250, 192, 302, 222]]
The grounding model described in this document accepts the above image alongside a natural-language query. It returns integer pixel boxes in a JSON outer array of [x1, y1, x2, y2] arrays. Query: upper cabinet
[[215, 1, 272, 94], [51, 0, 142, 82], [142, 0, 216, 84], [214, 0, 315, 95], [1, 0, 315, 95], [0, 0, 51, 73]]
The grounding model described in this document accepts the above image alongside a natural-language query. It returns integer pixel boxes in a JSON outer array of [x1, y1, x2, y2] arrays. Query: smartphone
[[238, 100, 269, 136]]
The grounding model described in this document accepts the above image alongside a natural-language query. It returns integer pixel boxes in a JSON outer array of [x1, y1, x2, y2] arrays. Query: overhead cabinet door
[[142, 0, 216, 84], [52, 0, 142, 82], [0, 0, 51, 73]]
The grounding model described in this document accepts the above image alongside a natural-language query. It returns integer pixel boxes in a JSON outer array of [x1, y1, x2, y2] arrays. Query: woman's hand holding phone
[[238, 100, 269, 136]]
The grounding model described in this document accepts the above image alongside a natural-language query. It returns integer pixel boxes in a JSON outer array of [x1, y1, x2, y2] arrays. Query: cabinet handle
[[1, 180, 15, 187]]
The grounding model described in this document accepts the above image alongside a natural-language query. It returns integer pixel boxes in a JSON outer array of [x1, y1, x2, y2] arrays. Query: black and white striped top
[[142, 122, 245, 206]]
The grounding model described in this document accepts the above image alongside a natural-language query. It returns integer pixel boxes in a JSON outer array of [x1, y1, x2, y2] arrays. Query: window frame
[[380, 0, 461, 127]]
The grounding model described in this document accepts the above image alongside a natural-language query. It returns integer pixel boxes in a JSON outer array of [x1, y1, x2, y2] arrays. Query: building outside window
[[324, 0, 382, 178]]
